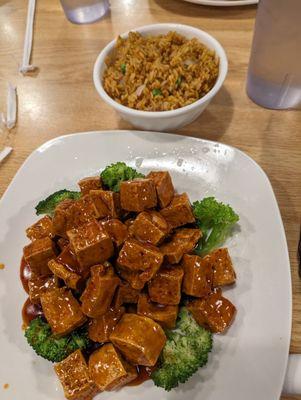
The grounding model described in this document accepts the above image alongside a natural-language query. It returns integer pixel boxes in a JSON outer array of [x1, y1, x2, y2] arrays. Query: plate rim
[[0, 129, 292, 399], [182, 0, 258, 7]]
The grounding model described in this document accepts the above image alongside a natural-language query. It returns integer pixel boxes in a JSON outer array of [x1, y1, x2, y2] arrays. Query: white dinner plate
[[0, 130, 291, 400], [182, 0, 258, 7]]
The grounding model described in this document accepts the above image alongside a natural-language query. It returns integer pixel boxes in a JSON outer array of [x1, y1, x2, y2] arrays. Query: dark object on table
[[298, 228, 301, 278]]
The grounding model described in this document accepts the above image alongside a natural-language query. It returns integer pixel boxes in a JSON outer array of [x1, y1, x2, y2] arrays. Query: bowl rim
[[93, 23, 228, 118]]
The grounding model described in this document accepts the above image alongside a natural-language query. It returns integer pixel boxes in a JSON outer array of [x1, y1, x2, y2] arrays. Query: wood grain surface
[[0, 0, 300, 398]]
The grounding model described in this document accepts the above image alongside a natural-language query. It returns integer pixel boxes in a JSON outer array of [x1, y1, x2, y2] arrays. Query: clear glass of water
[[60, 0, 110, 24], [247, 0, 301, 109]]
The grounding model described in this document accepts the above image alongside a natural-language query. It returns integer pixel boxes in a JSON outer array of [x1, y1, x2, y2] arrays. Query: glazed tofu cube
[[182, 254, 213, 297], [80, 265, 120, 318], [78, 176, 102, 195], [55, 349, 98, 400], [56, 245, 86, 277], [187, 291, 236, 333], [120, 179, 157, 212], [41, 288, 86, 336], [204, 248, 236, 287], [118, 239, 163, 273], [113, 281, 140, 307], [137, 293, 178, 329], [67, 220, 114, 270], [160, 193, 195, 229], [89, 344, 137, 391], [89, 189, 120, 218], [160, 228, 201, 264], [48, 259, 82, 290], [110, 314, 166, 366], [26, 216, 53, 241], [52, 196, 97, 238], [52, 199, 74, 238], [101, 219, 128, 247], [88, 307, 125, 342], [129, 211, 169, 245], [23, 237, 56, 276], [115, 268, 145, 290], [117, 240, 163, 289], [28, 274, 58, 304], [147, 171, 174, 208], [148, 265, 184, 305]]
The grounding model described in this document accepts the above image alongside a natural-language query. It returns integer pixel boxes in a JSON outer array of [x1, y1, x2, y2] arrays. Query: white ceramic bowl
[[93, 23, 228, 131]]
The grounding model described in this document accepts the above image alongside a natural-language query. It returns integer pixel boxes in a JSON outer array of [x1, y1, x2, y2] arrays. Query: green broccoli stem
[[25, 317, 90, 363]]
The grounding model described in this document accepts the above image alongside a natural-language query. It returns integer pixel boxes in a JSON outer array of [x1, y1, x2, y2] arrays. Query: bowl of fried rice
[[93, 23, 228, 131]]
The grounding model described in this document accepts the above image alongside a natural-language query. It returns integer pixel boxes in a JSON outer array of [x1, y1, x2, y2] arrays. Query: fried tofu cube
[[115, 268, 145, 290], [89, 190, 120, 218], [187, 291, 237, 333], [78, 176, 102, 195], [204, 248, 236, 287], [160, 228, 201, 264], [26, 216, 53, 241], [89, 344, 137, 391], [88, 307, 125, 343], [120, 179, 157, 212], [41, 288, 86, 336], [113, 281, 140, 307], [182, 254, 213, 297], [80, 265, 120, 318], [52, 197, 97, 238], [56, 244, 86, 277], [110, 314, 166, 366], [52, 199, 74, 238], [117, 240, 163, 289], [23, 237, 56, 276], [148, 265, 184, 305], [160, 193, 195, 229], [137, 293, 178, 329], [48, 259, 82, 290], [55, 349, 98, 400], [101, 219, 128, 247], [129, 211, 169, 245], [147, 171, 174, 208], [28, 274, 58, 304], [118, 239, 163, 273], [67, 220, 114, 270]]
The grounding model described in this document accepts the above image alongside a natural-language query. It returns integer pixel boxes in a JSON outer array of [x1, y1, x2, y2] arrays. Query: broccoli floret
[[100, 162, 145, 192], [24, 317, 90, 362], [35, 189, 81, 216], [151, 308, 213, 391], [193, 196, 239, 256]]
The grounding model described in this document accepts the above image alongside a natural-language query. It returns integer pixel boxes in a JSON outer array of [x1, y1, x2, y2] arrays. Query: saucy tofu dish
[[21, 162, 239, 398]]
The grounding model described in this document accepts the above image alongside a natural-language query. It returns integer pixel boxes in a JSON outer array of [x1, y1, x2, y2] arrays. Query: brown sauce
[[22, 297, 43, 327], [127, 365, 156, 386], [20, 257, 31, 294]]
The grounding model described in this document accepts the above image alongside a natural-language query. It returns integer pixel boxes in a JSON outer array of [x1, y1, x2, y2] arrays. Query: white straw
[[6, 83, 17, 129], [0, 112, 6, 127], [19, 0, 37, 74], [0, 146, 13, 163]]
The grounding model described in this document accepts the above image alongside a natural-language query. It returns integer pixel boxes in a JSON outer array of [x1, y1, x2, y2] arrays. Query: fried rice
[[102, 31, 219, 112]]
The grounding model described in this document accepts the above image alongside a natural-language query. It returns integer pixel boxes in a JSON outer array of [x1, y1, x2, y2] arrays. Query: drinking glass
[[60, 0, 110, 24], [247, 0, 301, 109]]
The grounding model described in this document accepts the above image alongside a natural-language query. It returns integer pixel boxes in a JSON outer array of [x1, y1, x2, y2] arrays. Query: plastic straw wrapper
[[19, 0, 37, 74], [0, 146, 13, 163], [6, 83, 17, 129]]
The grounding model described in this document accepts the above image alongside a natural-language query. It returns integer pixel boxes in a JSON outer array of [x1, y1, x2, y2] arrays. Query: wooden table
[[0, 0, 300, 398]]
